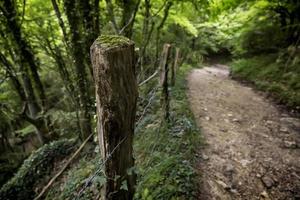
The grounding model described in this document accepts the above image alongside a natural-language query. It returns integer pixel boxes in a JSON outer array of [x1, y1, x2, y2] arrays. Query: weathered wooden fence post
[[159, 43, 171, 121], [171, 47, 180, 86], [174, 48, 180, 69], [91, 35, 138, 200]]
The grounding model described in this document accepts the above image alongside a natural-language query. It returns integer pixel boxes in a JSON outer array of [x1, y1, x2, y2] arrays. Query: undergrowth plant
[[231, 54, 300, 108], [0, 139, 76, 200], [134, 64, 202, 200], [45, 155, 104, 200]]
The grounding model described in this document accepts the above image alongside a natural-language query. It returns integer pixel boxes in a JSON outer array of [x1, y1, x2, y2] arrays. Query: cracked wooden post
[[159, 43, 171, 121], [171, 47, 180, 86], [91, 35, 137, 200]]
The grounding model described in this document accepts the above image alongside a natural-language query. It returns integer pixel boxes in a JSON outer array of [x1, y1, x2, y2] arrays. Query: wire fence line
[[75, 136, 127, 199], [136, 86, 159, 127], [75, 77, 159, 199]]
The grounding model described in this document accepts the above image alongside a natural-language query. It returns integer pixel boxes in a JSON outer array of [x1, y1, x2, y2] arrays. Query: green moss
[[0, 139, 76, 200], [96, 35, 132, 49]]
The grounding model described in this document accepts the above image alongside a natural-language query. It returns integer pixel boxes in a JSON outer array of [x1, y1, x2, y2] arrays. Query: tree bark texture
[[120, 0, 141, 38], [64, 0, 93, 140], [91, 35, 137, 200]]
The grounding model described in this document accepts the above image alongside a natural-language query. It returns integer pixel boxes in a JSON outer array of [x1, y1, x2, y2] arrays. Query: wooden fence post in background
[[170, 47, 179, 86], [171, 48, 180, 86], [91, 35, 138, 200], [159, 43, 171, 121]]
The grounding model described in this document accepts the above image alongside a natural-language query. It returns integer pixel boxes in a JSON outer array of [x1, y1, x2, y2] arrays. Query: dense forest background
[[0, 0, 299, 199]]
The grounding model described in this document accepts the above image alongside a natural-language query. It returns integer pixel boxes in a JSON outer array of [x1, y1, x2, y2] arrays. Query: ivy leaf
[[15, 124, 36, 136], [94, 176, 106, 186], [120, 180, 128, 191]]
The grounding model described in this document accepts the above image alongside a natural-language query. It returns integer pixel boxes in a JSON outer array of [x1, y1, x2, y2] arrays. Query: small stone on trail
[[261, 176, 274, 188], [216, 180, 231, 190], [205, 116, 211, 121], [240, 159, 251, 167], [283, 140, 297, 149], [279, 127, 289, 133], [202, 154, 209, 160], [256, 173, 262, 178], [230, 189, 238, 194], [232, 118, 241, 123], [224, 163, 234, 173], [227, 113, 233, 117], [260, 191, 270, 199]]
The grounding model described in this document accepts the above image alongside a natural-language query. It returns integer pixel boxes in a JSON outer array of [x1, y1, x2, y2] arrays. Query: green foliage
[[231, 54, 300, 108], [96, 35, 132, 48], [170, 15, 198, 37], [15, 124, 36, 137], [0, 139, 76, 200], [197, 1, 282, 55], [45, 155, 104, 200], [134, 64, 201, 200], [209, 0, 253, 17], [199, 0, 300, 110], [47, 110, 80, 138], [195, 0, 300, 57], [0, 152, 25, 188]]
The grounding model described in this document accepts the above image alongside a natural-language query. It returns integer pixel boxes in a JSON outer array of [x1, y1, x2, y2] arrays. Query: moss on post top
[[95, 35, 133, 50]]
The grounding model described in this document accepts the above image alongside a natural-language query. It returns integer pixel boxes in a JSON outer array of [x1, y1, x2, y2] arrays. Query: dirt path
[[187, 64, 300, 200]]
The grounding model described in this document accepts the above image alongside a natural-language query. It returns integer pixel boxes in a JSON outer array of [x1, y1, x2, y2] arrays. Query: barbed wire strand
[[136, 86, 158, 126], [75, 136, 127, 199], [75, 76, 159, 199]]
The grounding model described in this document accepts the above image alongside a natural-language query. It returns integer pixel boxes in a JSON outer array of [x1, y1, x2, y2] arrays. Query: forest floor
[[187, 64, 300, 200]]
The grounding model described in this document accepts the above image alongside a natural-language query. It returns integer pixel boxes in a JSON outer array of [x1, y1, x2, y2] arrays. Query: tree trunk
[[159, 43, 171, 121], [91, 35, 137, 200], [93, 0, 100, 37], [2, 0, 48, 111], [120, 0, 141, 38], [138, 0, 151, 81], [51, 0, 69, 46], [0, 0, 52, 143], [105, 0, 119, 34], [155, 2, 173, 66], [64, 0, 93, 140], [0, 52, 47, 144], [79, 0, 100, 78]]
